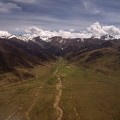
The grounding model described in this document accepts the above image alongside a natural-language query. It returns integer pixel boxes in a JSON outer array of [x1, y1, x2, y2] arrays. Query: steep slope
[[33, 36, 62, 56], [9, 37, 56, 61], [0, 39, 36, 72], [0, 38, 56, 82], [68, 39, 120, 74]]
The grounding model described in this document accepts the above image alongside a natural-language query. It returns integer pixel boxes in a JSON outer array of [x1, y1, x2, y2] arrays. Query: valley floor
[[0, 58, 120, 120]]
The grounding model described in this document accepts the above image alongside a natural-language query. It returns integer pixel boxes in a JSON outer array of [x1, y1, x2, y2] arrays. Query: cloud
[[25, 26, 92, 39], [24, 22, 120, 39], [0, 31, 11, 37], [1, 22, 120, 40], [0, 2, 22, 13], [0, 0, 120, 32], [87, 22, 120, 37], [0, 0, 120, 33], [82, 0, 100, 15]]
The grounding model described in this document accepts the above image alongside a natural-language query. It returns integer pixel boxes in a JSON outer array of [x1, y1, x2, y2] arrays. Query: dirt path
[[26, 82, 44, 120], [73, 102, 81, 120], [54, 67, 63, 120], [4, 111, 17, 120], [4, 105, 24, 120]]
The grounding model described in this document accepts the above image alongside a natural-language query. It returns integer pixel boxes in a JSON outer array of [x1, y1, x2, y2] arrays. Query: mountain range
[[0, 34, 120, 81]]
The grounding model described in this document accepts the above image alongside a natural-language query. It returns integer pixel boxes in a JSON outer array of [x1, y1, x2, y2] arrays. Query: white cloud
[[0, 31, 11, 37], [0, 2, 22, 13], [24, 22, 120, 39], [1, 22, 120, 40], [87, 22, 106, 36], [25, 26, 92, 40], [102, 26, 120, 35], [87, 22, 120, 37]]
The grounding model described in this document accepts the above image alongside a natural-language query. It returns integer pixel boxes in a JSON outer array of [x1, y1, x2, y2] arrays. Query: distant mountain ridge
[[0, 35, 120, 75], [0, 33, 116, 41]]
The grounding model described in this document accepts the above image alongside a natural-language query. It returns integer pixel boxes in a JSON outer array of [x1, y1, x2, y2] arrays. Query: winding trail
[[54, 67, 63, 120]]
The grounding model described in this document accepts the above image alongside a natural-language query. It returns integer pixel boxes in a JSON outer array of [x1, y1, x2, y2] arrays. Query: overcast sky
[[0, 0, 120, 34]]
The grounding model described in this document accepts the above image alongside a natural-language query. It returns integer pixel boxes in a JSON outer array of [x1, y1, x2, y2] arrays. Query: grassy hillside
[[69, 48, 120, 76]]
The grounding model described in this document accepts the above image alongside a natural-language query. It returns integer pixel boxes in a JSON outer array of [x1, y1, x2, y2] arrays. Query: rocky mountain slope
[[0, 37, 56, 73]]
